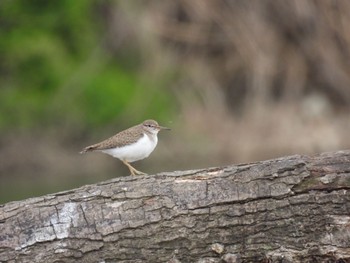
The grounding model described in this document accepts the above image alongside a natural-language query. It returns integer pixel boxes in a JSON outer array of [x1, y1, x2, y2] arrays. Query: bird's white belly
[[100, 134, 157, 162]]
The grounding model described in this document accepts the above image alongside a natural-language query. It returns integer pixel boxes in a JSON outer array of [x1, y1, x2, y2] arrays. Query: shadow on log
[[1, 151, 350, 263]]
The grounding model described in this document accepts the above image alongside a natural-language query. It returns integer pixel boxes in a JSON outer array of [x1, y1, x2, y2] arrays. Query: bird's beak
[[158, 125, 171, 130]]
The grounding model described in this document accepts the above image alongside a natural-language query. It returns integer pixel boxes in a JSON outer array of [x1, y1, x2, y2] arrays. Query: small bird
[[80, 119, 170, 175]]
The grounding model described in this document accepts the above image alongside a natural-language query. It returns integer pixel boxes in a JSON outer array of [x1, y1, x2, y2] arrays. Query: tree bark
[[1, 151, 350, 263]]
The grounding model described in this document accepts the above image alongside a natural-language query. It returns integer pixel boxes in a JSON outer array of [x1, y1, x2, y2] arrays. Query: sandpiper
[[80, 119, 170, 175]]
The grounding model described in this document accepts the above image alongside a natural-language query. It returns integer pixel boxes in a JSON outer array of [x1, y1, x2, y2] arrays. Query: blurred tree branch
[[147, 0, 350, 110], [1, 151, 350, 262]]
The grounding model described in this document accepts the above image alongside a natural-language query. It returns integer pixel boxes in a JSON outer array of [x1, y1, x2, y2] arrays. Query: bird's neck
[[144, 131, 158, 143]]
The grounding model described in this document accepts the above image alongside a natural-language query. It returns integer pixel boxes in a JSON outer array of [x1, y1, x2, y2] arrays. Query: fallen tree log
[[1, 151, 350, 263]]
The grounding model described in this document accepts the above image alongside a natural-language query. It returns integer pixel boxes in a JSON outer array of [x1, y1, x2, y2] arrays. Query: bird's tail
[[79, 145, 96, 154]]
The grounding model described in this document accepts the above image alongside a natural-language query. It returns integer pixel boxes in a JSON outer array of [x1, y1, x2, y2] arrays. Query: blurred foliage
[[0, 0, 175, 132]]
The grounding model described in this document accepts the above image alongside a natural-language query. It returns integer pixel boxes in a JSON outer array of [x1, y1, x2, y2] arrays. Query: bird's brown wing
[[80, 124, 144, 153]]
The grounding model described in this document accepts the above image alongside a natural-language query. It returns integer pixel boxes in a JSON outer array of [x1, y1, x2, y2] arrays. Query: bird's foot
[[130, 168, 147, 176], [122, 160, 147, 176]]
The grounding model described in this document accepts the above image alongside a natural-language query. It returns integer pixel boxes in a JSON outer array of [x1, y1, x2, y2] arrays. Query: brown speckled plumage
[[80, 120, 157, 153]]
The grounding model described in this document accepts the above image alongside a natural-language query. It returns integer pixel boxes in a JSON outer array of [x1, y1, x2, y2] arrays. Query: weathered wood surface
[[1, 151, 350, 263]]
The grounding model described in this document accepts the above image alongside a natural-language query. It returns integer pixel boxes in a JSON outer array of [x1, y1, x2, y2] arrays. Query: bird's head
[[142, 119, 171, 134]]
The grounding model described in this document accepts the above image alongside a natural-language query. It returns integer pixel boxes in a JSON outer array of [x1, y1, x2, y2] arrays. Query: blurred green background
[[1, 0, 350, 204]]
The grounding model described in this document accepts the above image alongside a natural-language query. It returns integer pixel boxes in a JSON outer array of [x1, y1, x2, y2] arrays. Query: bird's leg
[[127, 163, 136, 176], [132, 167, 147, 175], [122, 160, 136, 175], [128, 163, 147, 175], [122, 160, 146, 175]]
